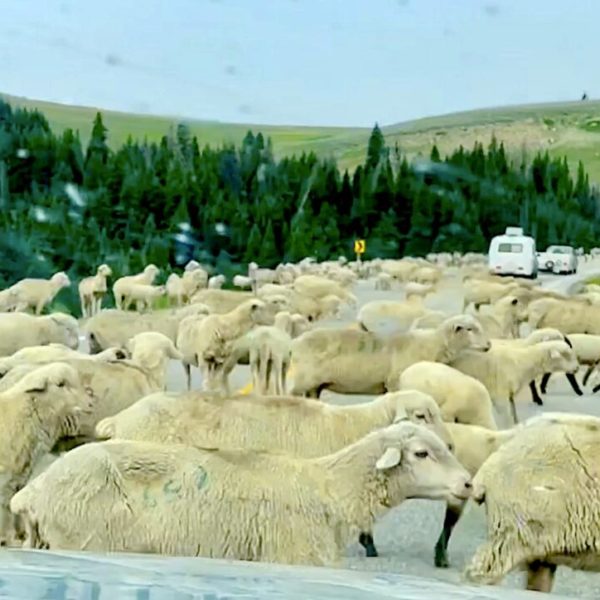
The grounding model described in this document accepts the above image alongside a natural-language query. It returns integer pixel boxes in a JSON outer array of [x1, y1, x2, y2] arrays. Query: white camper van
[[488, 226, 537, 279]]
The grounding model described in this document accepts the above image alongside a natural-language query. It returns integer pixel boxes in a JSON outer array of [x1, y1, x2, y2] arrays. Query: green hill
[[4, 93, 600, 181]]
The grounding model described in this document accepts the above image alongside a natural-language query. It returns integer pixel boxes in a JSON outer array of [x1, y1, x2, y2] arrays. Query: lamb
[[208, 274, 226, 289], [404, 281, 435, 300], [0, 288, 18, 313], [526, 296, 599, 332], [0, 362, 93, 545], [410, 266, 441, 286], [123, 283, 166, 313], [245, 312, 294, 395], [398, 361, 497, 429], [0, 312, 79, 357], [78, 264, 112, 318], [8, 272, 71, 315], [357, 297, 444, 334], [11, 422, 471, 564], [248, 261, 277, 292], [192, 298, 272, 392], [464, 414, 600, 593], [190, 289, 254, 313], [450, 340, 579, 426], [292, 274, 356, 306], [289, 314, 491, 398], [96, 388, 453, 559], [165, 271, 206, 308], [112, 264, 160, 310], [232, 274, 253, 290], [433, 422, 515, 569], [176, 312, 211, 390], [475, 295, 526, 339], [165, 273, 185, 308], [84, 303, 210, 353], [0, 332, 181, 438], [462, 279, 520, 311]]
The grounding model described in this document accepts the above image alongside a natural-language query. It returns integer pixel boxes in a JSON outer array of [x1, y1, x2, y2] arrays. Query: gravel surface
[[136, 259, 600, 597]]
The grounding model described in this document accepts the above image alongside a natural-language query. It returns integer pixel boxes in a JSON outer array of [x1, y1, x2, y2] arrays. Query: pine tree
[[366, 123, 386, 170]]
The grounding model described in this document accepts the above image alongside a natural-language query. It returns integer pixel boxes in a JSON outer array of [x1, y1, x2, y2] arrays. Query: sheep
[[357, 298, 444, 334], [410, 266, 441, 286], [398, 361, 497, 429], [474, 295, 526, 339], [19, 421, 471, 563], [190, 289, 254, 313], [0, 312, 79, 357], [176, 312, 211, 390], [539, 333, 600, 395], [289, 314, 491, 398], [380, 259, 419, 282], [404, 281, 435, 300], [245, 312, 294, 395], [208, 274, 226, 289], [165, 273, 185, 308], [84, 303, 210, 353], [464, 414, 600, 593], [78, 264, 112, 318], [112, 264, 160, 310], [374, 273, 393, 291], [96, 388, 452, 559], [248, 261, 277, 292], [433, 422, 515, 569], [192, 298, 273, 392], [526, 296, 599, 332], [292, 274, 356, 307], [122, 283, 166, 313], [462, 279, 520, 311], [232, 274, 253, 290], [9, 272, 71, 315], [0, 332, 181, 438], [451, 340, 579, 426], [0, 288, 18, 313], [0, 362, 93, 545]]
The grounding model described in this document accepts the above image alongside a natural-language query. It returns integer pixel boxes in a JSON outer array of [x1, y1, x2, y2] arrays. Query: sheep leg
[[434, 501, 465, 568], [565, 372, 583, 396], [509, 394, 519, 425], [183, 362, 192, 390], [526, 560, 557, 593], [281, 360, 290, 395], [259, 348, 270, 395], [539, 373, 551, 395], [358, 532, 378, 557], [582, 363, 597, 386], [529, 380, 544, 406]]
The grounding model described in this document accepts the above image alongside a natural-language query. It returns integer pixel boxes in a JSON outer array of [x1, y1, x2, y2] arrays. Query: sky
[[0, 0, 597, 127]]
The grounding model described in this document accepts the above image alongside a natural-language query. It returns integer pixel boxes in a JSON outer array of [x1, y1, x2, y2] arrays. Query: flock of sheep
[[2, 250, 600, 594]]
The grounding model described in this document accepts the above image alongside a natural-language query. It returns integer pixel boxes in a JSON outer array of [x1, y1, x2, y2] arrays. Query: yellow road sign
[[354, 239, 366, 254]]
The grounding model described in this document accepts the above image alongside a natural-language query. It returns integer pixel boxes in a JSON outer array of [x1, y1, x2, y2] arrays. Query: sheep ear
[[375, 447, 402, 470], [24, 378, 49, 394]]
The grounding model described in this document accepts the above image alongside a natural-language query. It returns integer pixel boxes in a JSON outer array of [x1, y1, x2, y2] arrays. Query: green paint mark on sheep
[[163, 479, 183, 502], [195, 466, 208, 490], [143, 487, 157, 508]]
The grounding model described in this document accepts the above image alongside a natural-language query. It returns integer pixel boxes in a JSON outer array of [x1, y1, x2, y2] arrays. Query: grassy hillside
[[4, 93, 600, 181]]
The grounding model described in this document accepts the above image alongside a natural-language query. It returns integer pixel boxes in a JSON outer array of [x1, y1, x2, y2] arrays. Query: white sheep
[[192, 298, 272, 392], [248, 261, 277, 292], [0, 362, 93, 545], [125, 283, 166, 313], [404, 281, 436, 300], [451, 340, 579, 426], [374, 273, 393, 291], [112, 264, 160, 310], [398, 361, 497, 429], [290, 314, 491, 398], [0, 288, 19, 313], [462, 279, 520, 311], [15, 422, 471, 564], [78, 264, 112, 318], [475, 295, 526, 339], [232, 274, 253, 290], [292, 274, 356, 306], [433, 422, 515, 568], [358, 297, 445, 335], [84, 303, 210, 353], [464, 414, 600, 593], [9, 272, 71, 315], [0, 312, 79, 357], [165, 273, 185, 308], [208, 274, 226, 289]]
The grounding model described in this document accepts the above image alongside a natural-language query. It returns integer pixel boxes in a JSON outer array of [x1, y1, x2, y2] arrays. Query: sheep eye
[[415, 450, 429, 459], [415, 413, 427, 420], [57, 381, 65, 388]]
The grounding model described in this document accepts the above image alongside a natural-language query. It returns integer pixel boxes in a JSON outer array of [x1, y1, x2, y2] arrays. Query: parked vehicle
[[488, 227, 537, 279], [539, 245, 578, 275]]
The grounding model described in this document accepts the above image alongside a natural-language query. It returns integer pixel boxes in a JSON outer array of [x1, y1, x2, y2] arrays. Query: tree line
[[0, 98, 598, 312]]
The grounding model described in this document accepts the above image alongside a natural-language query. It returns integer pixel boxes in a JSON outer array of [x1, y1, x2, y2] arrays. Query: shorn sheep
[[451, 339, 579, 426], [0, 312, 79, 357], [465, 413, 600, 593], [12, 422, 471, 565], [78, 264, 112, 318], [0, 362, 93, 545], [398, 361, 497, 429], [96, 388, 453, 559], [112, 264, 160, 310], [290, 314, 491, 398], [9, 272, 71, 315]]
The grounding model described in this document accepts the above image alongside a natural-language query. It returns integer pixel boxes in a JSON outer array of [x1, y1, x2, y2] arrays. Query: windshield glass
[[498, 243, 524, 253]]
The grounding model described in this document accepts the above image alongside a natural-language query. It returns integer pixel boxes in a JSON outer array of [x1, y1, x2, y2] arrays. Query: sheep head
[[127, 332, 183, 373], [371, 422, 472, 505], [143, 264, 160, 282], [542, 341, 578, 375], [47, 313, 80, 349], [51, 271, 71, 289], [442, 314, 491, 354], [97, 264, 112, 277]]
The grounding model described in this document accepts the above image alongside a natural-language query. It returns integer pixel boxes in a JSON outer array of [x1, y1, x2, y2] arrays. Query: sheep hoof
[[434, 547, 450, 568], [358, 532, 378, 557]]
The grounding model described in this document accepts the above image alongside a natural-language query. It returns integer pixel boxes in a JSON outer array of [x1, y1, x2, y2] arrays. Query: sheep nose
[[464, 480, 472, 489]]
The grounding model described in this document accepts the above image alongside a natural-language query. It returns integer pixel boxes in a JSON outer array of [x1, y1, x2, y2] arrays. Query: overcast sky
[[0, 0, 596, 126]]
